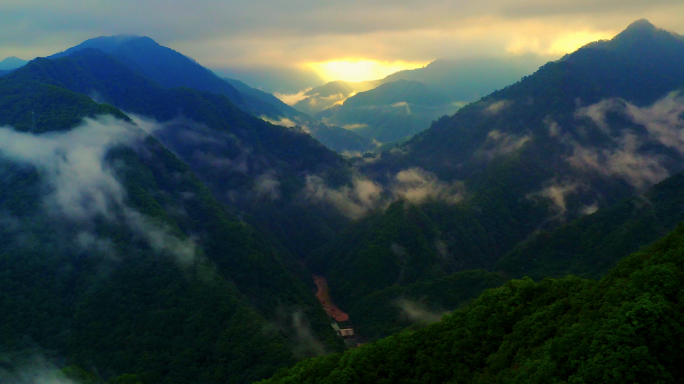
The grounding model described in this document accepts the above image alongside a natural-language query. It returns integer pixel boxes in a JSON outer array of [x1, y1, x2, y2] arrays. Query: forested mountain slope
[[498, 171, 684, 280], [6, 49, 355, 257], [0, 73, 343, 384], [305, 19, 684, 340], [260, 222, 684, 384]]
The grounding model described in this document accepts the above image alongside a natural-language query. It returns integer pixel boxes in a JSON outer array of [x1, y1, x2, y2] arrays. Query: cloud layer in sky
[[1, 0, 682, 90]]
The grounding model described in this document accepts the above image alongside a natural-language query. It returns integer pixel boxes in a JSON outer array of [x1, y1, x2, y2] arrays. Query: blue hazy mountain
[[293, 55, 543, 119], [316, 79, 461, 143], [0, 56, 28, 70], [49, 35, 374, 153]]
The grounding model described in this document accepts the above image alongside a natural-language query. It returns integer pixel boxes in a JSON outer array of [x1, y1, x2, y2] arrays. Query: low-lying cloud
[[304, 173, 383, 220], [566, 92, 684, 189], [476, 129, 531, 160], [254, 172, 282, 201], [567, 133, 669, 189], [393, 168, 465, 205], [273, 88, 313, 106], [0, 115, 197, 264], [526, 179, 583, 216], [260, 116, 298, 128], [485, 100, 514, 115], [304, 167, 465, 219], [394, 299, 447, 325], [392, 101, 412, 115], [626, 92, 684, 155], [290, 311, 328, 358], [0, 355, 76, 384]]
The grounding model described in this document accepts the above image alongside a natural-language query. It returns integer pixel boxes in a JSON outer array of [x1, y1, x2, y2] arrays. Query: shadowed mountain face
[[50, 36, 254, 113], [0, 72, 344, 383], [382, 55, 546, 102], [49, 35, 374, 154], [317, 80, 461, 143]]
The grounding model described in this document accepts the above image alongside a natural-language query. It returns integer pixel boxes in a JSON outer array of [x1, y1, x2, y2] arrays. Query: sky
[[1, 0, 682, 91]]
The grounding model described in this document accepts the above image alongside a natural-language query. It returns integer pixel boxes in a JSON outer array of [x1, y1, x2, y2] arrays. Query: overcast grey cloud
[[1, 1, 682, 92]]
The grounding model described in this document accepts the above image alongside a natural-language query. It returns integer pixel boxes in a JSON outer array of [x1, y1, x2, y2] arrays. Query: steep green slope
[[260, 222, 684, 384], [498, 171, 684, 280], [348, 269, 506, 340], [309, 202, 444, 306], [0, 78, 342, 383], [7, 49, 354, 257]]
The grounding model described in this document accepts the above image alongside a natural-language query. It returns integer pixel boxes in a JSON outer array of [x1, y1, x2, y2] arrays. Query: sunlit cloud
[[274, 88, 312, 105], [306, 59, 429, 83]]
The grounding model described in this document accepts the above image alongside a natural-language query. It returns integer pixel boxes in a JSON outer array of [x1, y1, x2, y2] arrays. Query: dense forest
[[259, 222, 684, 383], [0, 75, 343, 384]]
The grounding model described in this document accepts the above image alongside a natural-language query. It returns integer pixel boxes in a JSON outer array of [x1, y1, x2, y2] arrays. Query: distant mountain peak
[[612, 19, 662, 43], [625, 18, 656, 32], [0, 56, 29, 70]]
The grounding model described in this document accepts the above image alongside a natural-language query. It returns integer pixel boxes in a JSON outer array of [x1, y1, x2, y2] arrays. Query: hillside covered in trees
[[259, 222, 684, 384]]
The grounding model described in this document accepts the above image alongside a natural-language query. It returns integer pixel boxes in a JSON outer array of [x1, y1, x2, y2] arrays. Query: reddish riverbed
[[313, 275, 349, 322]]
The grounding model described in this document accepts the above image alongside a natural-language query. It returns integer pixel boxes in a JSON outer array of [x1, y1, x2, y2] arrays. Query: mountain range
[[48, 35, 372, 154], [290, 55, 545, 144], [317, 80, 461, 143], [1, 17, 684, 384]]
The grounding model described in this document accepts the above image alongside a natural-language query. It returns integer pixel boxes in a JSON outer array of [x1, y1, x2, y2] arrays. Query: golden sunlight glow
[[306, 60, 429, 83], [547, 31, 615, 55]]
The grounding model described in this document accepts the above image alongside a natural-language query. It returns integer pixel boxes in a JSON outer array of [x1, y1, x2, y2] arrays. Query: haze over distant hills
[[289, 55, 546, 144], [317, 80, 461, 143]]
